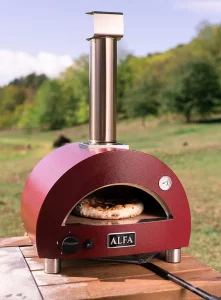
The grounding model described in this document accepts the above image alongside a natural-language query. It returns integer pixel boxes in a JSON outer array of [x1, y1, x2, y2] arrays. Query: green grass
[[0, 118, 221, 272]]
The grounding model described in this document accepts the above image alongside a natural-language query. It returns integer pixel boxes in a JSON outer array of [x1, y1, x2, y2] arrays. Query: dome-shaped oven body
[[21, 142, 191, 259]]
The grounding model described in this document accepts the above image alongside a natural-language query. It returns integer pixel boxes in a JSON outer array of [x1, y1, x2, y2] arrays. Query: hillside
[[0, 23, 221, 130]]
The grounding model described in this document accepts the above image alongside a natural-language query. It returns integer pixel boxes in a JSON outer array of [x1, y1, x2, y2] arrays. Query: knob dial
[[61, 237, 79, 254], [84, 239, 94, 249]]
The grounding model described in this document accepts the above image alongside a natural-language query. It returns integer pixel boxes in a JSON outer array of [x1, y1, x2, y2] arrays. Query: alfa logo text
[[107, 232, 136, 248]]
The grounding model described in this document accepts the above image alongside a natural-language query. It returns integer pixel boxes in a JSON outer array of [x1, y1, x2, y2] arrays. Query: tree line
[[0, 23, 221, 131]]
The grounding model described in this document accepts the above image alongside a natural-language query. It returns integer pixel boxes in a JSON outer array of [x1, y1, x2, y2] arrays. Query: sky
[[0, 0, 221, 86]]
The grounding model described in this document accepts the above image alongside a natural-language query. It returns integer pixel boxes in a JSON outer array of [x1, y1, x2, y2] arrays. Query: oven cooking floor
[[65, 212, 168, 226]]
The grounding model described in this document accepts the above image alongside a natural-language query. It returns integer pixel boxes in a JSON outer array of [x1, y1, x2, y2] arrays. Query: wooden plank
[[153, 256, 209, 274], [31, 256, 208, 286], [39, 269, 221, 300], [0, 236, 31, 248], [100, 288, 220, 300], [20, 245, 38, 258], [26, 256, 117, 271], [100, 268, 218, 282], [32, 263, 153, 286], [0, 247, 42, 300], [26, 257, 44, 271], [39, 277, 177, 300]]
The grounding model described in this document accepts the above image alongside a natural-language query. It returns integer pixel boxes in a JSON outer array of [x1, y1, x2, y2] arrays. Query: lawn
[[0, 117, 220, 272]]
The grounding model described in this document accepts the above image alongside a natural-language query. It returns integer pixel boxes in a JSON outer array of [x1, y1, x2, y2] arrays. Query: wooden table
[[0, 236, 221, 300]]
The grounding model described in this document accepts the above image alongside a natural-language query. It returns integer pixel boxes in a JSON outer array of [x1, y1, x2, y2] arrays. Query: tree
[[168, 60, 221, 122], [72, 56, 89, 124], [18, 104, 40, 132], [0, 85, 26, 128], [117, 55, 134, 115], [123, 75, 161, 126], [60, 55, 89, 126], [9, 73, 48, 90], [35, 79, 66, 130], [0, 85, 26, 112], [196, 23, 221, 60]]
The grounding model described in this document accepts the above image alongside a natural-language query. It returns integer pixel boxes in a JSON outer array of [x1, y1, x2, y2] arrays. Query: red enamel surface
[[21, 142, 191, 259]]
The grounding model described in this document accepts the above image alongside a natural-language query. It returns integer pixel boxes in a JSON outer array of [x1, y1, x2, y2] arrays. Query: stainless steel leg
[[165, 248, 181, 263], [44, 258, 61, 274]]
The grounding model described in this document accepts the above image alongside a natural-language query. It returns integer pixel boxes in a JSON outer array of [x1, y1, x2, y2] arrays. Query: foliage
[[1, 23, 221, 130], [59, 55, 89, 127], [123, 75, 161, 125], [9, 73, 48, 90], [117, 55, 135, 114], [196, 23, 221, 62], [35, 79, 66, 130], [167, 60, 221, 122], [17, 104, 40, 132], [0, 85, 26, 128], [0, 85, 26, 112]]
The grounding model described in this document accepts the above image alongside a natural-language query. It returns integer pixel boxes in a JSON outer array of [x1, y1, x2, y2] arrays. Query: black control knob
[[84, 239, 94, 249], [61, 237, 79, 254]]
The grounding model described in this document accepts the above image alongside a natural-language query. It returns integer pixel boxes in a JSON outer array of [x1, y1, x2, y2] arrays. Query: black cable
[[143, 262, 220, 300], [95, 254, 220, 299]]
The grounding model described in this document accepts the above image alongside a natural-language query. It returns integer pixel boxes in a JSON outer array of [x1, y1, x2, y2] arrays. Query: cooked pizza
[[73, 197, 144, 220]]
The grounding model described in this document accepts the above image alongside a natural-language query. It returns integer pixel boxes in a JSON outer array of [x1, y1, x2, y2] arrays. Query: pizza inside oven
[[73, 197, 144, 220], [67, 185, 168, 224]]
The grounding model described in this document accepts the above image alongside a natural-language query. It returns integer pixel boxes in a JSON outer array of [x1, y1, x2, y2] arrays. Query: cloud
[[175, 0, 221, 13], [0, 50, 73, 86]]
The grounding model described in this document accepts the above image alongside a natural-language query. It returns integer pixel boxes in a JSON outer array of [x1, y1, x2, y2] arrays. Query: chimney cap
[[86, 11, 124, 41]]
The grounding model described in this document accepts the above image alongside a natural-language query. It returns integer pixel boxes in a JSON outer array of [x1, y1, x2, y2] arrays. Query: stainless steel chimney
[[86, 11, 124, 144]]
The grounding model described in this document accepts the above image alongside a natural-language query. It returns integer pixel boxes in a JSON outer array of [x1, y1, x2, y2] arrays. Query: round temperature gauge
[[159, 176, 172, 191]]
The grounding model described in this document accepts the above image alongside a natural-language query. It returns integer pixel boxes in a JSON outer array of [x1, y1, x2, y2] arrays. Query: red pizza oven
[[21, 11, 191, 274]]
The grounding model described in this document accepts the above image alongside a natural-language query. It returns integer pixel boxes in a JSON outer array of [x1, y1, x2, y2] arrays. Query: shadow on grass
[[195, 118, 221, 124]]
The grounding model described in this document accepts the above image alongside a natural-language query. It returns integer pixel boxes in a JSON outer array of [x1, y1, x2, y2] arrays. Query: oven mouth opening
[[63, 184, 173, 226]]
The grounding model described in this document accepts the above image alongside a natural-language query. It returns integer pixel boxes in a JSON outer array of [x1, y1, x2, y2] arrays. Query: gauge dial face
[[159, 176, 172, 191]]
